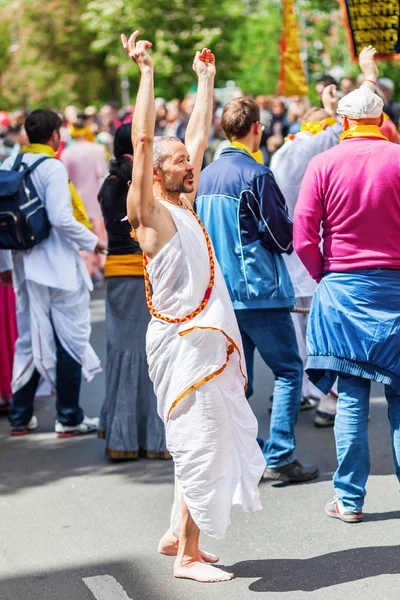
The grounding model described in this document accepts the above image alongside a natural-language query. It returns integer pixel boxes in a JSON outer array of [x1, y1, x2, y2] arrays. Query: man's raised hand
[[121, 30, 153, 70], [192, 48, 216, 78], [359, 45, 378, 82], [321, 84, 338, 117]]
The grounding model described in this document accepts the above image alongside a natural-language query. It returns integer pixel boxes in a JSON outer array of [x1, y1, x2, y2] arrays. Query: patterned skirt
[[98, 276, 167, 459]]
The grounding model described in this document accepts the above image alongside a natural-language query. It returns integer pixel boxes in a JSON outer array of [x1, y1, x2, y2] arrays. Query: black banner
[[340, 0, 400, 59]]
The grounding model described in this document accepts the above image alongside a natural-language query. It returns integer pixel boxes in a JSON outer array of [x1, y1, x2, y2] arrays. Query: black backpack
[[0, 153, 52, 250]]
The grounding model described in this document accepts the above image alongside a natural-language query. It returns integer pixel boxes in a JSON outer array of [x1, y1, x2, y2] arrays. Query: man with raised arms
[[121, 31, 265, 583]]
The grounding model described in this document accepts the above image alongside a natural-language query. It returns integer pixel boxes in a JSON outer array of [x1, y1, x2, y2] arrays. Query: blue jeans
[[9, 334, 83, 427], [334, 374, 400, 512], [235, 309, 303, 468]]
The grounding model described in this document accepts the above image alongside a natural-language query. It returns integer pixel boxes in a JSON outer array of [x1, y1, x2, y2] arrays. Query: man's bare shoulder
[[134, 199, 178, 259]]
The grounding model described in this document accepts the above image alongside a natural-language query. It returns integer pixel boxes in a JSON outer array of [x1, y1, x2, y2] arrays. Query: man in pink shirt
[[294, 46, 400, 524], [62, 119, 109, 282]]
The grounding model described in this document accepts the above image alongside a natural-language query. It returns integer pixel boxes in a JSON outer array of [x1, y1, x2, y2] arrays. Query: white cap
[[337, 86, 383, 119], [378, 77, 395, 93]]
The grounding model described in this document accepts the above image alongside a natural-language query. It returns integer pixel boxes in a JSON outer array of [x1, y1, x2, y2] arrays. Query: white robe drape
[[12, 253, 101, 393], [146, 201, 264, 539]]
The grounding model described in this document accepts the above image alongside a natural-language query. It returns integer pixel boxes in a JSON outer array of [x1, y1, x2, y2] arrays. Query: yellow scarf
[[231, 141, 264, 164], [300, 117, 338, 136], [340, 125, 389, 143], [68, 125, 96, 143], [22, 143, 92, 230]]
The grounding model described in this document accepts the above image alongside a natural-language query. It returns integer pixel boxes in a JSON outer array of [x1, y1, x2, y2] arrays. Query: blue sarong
[[306, 270, 400, 393]]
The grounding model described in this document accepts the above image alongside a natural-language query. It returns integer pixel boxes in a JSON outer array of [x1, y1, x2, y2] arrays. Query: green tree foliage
[[1, 0, 400, 110], [231, 1, 282, 96], [0, 18, 11, 75], [0, 0, 109, 110], [299, 0, 354, 102], [83, 0, 246, 100]]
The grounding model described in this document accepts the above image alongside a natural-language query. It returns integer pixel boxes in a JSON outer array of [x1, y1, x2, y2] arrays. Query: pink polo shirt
[[293, 137, 400, 282], [61, 141, 109, 221]]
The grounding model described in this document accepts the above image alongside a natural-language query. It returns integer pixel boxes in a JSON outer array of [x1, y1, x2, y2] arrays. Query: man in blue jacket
[[196, 97, 318, 482]]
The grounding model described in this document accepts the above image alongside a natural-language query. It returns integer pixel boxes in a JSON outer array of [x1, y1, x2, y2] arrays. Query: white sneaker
[[28, 415, 38, 431], [10, 415, 38, 436], [55, 415, 99, 437]]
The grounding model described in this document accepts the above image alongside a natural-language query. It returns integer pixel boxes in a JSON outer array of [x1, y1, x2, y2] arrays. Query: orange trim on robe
[[167, 326, 248, 421], [143, 206, 215, 324]]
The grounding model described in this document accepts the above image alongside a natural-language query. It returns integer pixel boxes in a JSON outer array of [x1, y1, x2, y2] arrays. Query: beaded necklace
[[143, 200, 215, 324]]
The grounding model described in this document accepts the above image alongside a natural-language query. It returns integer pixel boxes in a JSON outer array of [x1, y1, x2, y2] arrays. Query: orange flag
[[278, 0, 309, 97]]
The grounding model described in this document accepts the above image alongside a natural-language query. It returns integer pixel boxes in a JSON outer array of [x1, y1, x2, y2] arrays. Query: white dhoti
[[12, 254, 101, 393], [146, 201, 264, 540]]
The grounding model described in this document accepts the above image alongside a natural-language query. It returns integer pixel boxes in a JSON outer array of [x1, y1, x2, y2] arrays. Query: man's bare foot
[[158, 532, 219, 563], [174, 558, 234, 583]]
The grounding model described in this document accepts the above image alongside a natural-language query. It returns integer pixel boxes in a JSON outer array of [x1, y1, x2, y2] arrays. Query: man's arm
[[293, 160, 324, 282], [250, 171, 293, 254], [300, 122, 342, 160], [359, 46, 379, 91], [184, 49, 216, 205], [122, 31, 157, 230]]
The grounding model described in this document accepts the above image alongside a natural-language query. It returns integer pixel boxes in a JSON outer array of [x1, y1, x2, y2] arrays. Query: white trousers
[[12, 273, 101, 393]]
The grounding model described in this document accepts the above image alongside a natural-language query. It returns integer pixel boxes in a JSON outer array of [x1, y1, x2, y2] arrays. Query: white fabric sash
[[146, 201, 247, 422]]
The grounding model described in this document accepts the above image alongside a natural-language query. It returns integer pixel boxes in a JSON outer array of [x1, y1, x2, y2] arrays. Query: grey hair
[[153, 136, 181, 168]]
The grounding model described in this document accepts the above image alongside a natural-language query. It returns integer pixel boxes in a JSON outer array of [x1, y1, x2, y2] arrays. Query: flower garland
[[143, 203, 215, 324]]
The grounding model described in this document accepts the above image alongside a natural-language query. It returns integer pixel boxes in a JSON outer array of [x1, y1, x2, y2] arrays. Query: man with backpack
[[0, 109, 105, 436]]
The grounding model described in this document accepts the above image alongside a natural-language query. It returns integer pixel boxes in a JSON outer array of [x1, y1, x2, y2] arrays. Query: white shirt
[[270, 123, 342, 298], [0, 152, 98, 291]]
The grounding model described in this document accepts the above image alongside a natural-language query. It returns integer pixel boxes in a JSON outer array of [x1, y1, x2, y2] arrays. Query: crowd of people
[[0, 31, 400, 584], [1, 69, 399, 170]]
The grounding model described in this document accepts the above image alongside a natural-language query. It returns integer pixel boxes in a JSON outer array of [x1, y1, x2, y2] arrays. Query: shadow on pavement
[[227, 545, 400, 592], [364, 510, 400, 522], [0, 322, 396, 497], [0, 421, 174, 496], [263, 472, 334, 488], [0, 559, 163, 600], [0, 392, 397, 495]]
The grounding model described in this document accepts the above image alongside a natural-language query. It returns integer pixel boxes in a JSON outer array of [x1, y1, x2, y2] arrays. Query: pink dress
[[0, 283, 18, 408], [61, 141, 109, 280]]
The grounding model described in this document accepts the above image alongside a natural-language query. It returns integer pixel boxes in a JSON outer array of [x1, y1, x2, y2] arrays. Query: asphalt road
[[0, 291, 399, 600]]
